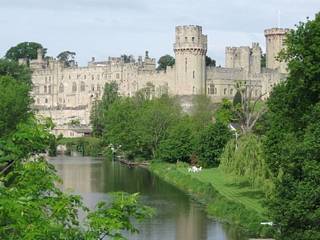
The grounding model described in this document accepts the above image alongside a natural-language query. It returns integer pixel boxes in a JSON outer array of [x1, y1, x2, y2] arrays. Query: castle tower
[[250, 42, 262, 74], [264, 28, 289, 73], [37, 48, 44, 62], [174, 25, 207, 95]]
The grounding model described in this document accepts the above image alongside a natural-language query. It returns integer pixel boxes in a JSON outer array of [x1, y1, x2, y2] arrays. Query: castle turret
[[250, 42, 262, 74], [264, 28, 289, 73], [174, 25, 207, 95]]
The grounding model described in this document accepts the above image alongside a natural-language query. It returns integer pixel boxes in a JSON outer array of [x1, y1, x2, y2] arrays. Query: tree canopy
[[157, 55, 175, 71], [57, 51, 76, 67], [264, 13, 320, 240], [5, 42, 46, 61]]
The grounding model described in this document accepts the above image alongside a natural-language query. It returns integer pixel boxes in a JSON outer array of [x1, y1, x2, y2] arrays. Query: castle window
[[91, 84, 95, 91], [193, 70, 195, 79], [224, 88, 227, 95], [80, 81, 85, 92], [69, 75, 71, 80], [45, 76, 47, 82], [192, 37, 195, 42], [59, 83, 64, 93], [48, 85, 51, 94], [185, 37, 188, 41], [92, 75, 94, 80], [97, 84, 101, 92], [230, 88, 234, 95], [49, 76, 51, 81], [44, 85, 47, 93], [72, 82, 77, 93], [45, 98, 48, 103], [209, 84, 215, 95], [185, 58, 187, 72]]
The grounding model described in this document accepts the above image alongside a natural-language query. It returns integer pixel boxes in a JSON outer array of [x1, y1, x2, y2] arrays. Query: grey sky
[[0, 0, 319, 65]]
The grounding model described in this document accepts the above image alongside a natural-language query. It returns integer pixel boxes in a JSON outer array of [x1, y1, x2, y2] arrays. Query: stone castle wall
[[29, 25, 288, 132]]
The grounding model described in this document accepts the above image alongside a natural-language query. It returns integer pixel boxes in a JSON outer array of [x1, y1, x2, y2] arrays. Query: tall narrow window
[[48, 85, 51, 94], [209, 84, 215, 95], [44, 85, 47, 93], [59, 83, 64, 93], [224, 88, 227, 95], [80, 81, 85, 92], [185, 58, 187, 72], [193, 70, 195, 79], [72, 82, 77, 93], [192, 37, 195, 42]]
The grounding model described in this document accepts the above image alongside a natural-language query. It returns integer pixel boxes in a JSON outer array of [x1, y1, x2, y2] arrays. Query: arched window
[[91, 84, 95, 91], [230, 88, 233, 95], [59, 83, 64, 93], [224, 88, 227, 95], [80, 81, 85, 92], [72, 82, 77, 93], [209, 84, 215, 95]]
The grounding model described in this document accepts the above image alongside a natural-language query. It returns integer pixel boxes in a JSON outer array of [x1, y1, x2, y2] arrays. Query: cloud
[[0, 0, 319, 65]]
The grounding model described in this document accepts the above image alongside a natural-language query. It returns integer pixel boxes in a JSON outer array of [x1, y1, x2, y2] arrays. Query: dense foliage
[[263, 13, 320, 240], [157, 54, 175, 70], [5, 42, 46, 62]]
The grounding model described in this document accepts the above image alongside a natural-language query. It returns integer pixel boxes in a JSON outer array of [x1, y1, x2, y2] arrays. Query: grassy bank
[[150, 162, 274, 238]]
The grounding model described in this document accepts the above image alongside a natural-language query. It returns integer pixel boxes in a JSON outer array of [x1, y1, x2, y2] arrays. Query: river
[[50, 156, 245, 240]]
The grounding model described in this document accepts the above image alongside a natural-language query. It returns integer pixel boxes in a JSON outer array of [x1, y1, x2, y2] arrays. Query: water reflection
[[51, 156, 245, 240]]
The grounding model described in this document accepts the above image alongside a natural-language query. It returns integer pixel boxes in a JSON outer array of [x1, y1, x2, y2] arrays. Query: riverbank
[[149, 162, 274, 238]]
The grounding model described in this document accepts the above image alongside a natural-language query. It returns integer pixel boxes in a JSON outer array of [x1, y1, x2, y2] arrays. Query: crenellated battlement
[[264, 28, 289, 36]]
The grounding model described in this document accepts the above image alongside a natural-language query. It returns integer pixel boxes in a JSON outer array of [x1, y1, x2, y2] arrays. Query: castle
[[29, 25, 289, 137]]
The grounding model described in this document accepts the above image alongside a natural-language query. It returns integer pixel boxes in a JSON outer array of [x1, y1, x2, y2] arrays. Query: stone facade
[[29, 25, 289, 132]]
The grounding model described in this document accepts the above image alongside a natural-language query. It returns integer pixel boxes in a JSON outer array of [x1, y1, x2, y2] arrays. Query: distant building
[[28, 25, 289, 136]]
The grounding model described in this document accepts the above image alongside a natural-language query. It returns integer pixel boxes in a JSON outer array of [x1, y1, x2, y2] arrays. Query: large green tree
[[5, 42, 46, 61], [0, 59, 32, 85], [57, 51, 76, 67], [91, 81, 119, 136], [264, 13, 320, 240], [157, 55, 175, 71]]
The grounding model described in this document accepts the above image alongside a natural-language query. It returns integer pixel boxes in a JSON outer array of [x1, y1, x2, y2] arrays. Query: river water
[[51, 156, 245, 240]]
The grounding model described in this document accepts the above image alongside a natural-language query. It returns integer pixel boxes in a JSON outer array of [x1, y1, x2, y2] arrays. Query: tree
[[157, 55, 175, 71], [57, 51, 76, 67], [261, 53, 266, 68], [155, 117, 195, 163], [233, 80, 267, 134], [206, 56, 216, 67], [0, 59, 32, 86], [90, 81, 119, 136], [0, 76, 31, 138], [264, 13, 320, 240], [5, 42, 46, 62], [195, 122, 231, 167]]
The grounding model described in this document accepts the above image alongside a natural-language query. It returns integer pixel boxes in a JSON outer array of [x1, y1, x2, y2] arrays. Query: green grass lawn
[[179, 167, 266, 215]]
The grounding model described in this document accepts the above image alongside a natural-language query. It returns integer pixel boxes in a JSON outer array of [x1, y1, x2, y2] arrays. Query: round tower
[[264, 28, 289, 73], [174, 25, 207, 95]]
